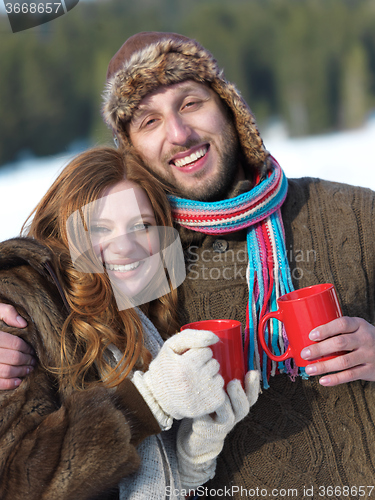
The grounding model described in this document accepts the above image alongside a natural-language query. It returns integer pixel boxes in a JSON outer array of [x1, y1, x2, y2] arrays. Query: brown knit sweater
[[178, 177, 375, 499]]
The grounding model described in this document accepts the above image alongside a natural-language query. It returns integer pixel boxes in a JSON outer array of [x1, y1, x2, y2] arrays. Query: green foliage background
[[0, 0, 374, 166]]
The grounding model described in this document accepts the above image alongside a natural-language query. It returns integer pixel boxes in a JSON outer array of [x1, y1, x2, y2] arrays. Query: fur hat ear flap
[[102, 31, 268, 174]]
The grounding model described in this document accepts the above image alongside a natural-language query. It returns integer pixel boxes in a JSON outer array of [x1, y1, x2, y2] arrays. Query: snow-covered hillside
[[1, 117, 374, 241]]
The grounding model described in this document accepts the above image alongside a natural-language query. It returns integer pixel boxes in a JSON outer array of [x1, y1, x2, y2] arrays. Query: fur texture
[[102, 32, 268, 174], [0, 238, 160, 500]]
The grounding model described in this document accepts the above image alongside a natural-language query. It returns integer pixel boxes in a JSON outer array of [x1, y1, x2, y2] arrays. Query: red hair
[[23, 146, 179, 389]]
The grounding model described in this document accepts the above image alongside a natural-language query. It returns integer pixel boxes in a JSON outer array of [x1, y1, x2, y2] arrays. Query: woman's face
[[89, 179, 161, 298]]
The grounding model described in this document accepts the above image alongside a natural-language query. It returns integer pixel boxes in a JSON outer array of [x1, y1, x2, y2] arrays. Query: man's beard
[[147, 122, 240, 202], [184, 131, 240, 202]]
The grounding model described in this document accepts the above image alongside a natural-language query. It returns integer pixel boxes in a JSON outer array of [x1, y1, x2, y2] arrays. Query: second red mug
[[258, 283, 343, 367]]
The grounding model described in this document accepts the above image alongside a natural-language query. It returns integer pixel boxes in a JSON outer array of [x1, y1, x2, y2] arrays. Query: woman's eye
[[90, 225, 110, 234], [132, 222, 151, 232]]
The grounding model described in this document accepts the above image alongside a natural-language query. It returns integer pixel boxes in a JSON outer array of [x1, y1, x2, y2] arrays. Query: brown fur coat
[[0, 238, 160, 500]]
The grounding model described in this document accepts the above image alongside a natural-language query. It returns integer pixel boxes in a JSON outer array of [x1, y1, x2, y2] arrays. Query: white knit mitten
[[132, 329, 226, 430], [177, 370, 260, 489]]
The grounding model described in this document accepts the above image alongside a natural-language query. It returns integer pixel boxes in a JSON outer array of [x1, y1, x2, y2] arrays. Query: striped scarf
[[168, 157, 304, 387]]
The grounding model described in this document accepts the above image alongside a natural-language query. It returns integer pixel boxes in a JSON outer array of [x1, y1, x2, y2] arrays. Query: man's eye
[[183, 100, 199, 110], [143, 117, 157, 128]]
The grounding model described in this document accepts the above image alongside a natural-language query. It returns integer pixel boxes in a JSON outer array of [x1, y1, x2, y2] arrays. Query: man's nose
[[165, 114, 191, 144]]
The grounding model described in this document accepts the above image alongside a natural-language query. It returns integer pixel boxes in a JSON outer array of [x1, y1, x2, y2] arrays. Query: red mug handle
[[258, 310, 293, 362]]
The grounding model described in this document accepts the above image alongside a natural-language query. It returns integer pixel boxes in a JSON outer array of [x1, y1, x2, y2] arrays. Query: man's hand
[[0, 304, 35, 389], [301, 317, 375, 386]]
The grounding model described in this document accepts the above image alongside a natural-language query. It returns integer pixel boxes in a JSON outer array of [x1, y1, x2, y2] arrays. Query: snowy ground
[[263, 117, 375, 189], [0, 117, 375, 242]]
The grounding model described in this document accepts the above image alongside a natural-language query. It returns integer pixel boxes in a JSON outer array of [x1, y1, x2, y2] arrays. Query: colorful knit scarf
[[168, 157, 304, 388]]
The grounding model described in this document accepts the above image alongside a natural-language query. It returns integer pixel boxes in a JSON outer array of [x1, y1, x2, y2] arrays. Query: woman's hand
[[176, 370, 260, 489], [132, 329, 227, 429]]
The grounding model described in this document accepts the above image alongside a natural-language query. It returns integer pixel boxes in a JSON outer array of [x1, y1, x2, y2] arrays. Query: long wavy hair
[[23, 146, 180, 389]]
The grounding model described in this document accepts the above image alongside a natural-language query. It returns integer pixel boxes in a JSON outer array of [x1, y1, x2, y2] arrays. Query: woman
[[0, 146, 237, 500]]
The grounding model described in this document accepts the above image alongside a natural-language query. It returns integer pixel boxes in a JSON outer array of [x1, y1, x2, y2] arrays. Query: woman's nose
[[108, 232, 139, 255]]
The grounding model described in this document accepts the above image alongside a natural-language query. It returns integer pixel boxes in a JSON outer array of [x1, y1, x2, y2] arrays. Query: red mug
[[258, 283, 343, 367], [181, 319, 245, 387]]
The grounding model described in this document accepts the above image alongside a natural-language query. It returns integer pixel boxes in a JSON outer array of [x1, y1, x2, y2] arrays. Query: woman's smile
[[105, 260, 142, 272], [89, 179, 160, 299]]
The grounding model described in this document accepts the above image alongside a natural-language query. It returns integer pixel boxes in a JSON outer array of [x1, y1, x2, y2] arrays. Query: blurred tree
[[0, 0, 375, 165], [340, 43, 370, 128]]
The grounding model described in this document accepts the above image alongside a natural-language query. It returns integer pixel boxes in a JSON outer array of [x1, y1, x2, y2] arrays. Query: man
[[1, 32, 375, 497]]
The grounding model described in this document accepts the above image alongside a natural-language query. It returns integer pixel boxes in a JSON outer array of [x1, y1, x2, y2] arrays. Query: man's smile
[[169, 144, 209, 170]]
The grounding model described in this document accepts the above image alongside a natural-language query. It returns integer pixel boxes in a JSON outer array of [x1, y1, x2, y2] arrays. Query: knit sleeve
[[283, 177, 375, 323]]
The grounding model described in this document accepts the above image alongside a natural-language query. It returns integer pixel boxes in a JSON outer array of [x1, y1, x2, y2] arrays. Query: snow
[[0, 152, 76, 241], [0, 117, 375, 242], [263, 117, 375, 189]]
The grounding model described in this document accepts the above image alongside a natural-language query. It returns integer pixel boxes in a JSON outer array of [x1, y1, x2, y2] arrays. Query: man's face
[[127, 81, 240, 201]]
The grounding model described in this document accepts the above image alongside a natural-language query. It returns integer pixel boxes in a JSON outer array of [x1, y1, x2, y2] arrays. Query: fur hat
[[102, 31, 268, 173]]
